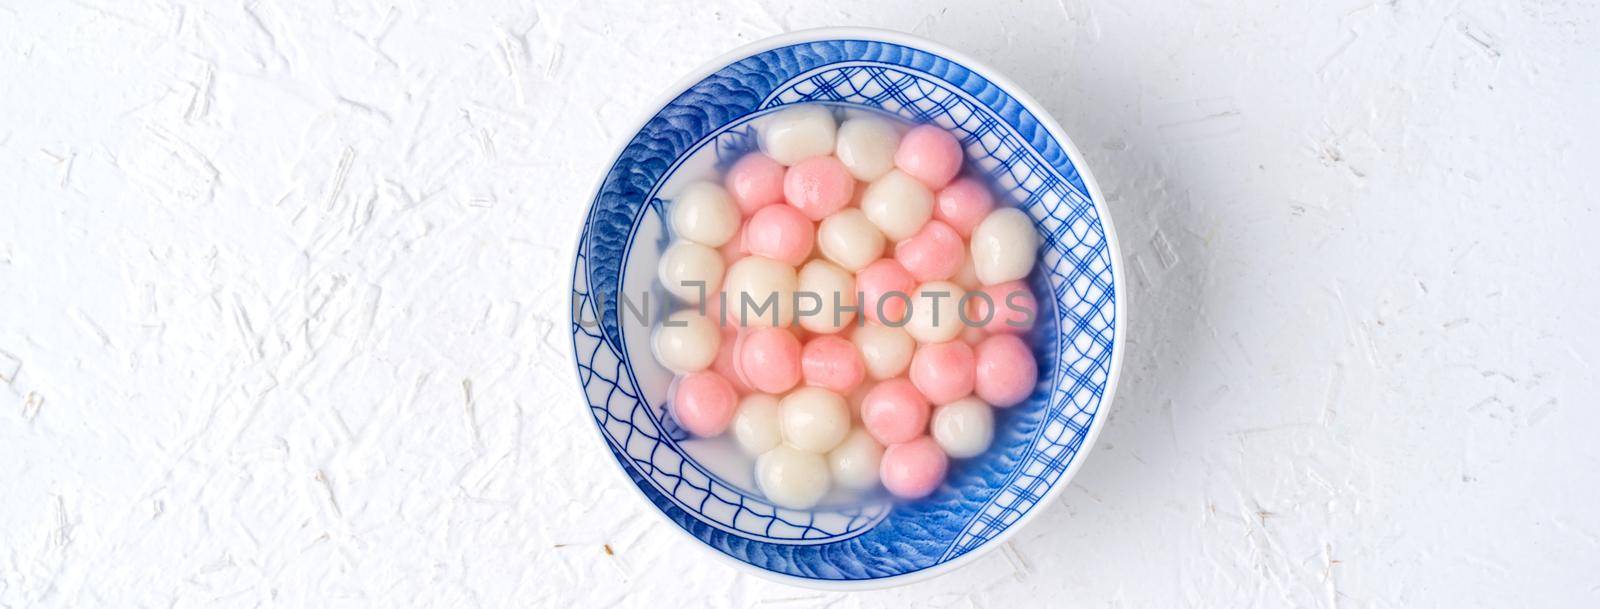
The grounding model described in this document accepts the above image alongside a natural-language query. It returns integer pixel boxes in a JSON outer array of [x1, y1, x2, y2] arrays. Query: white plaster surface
[[2, 1, 1598, 607]]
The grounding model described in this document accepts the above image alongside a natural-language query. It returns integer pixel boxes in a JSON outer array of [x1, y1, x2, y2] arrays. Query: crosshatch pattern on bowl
[[571, 39, 1117, 581]]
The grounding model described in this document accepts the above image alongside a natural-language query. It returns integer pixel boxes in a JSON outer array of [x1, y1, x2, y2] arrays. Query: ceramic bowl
[[569, 27, 1125, 589]]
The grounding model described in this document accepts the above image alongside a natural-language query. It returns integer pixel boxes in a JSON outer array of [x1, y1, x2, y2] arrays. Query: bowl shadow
[[974, 39, 1216, 560]]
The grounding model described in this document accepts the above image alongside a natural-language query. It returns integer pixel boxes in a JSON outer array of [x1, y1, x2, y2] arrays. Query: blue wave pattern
[[571, 40, 1116, 581], [573, 253, 888, 545], [761, 63, 1116, 564]]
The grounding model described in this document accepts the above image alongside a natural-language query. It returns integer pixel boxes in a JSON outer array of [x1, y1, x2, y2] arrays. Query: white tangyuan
[[651, 310, 720, 373], [761, 105, 837, 165], [722, 255, 798, 327], [828, 428, 885, 490], [834, 116, 901, 181], [732, 394, 783, 456], [658, 241, 724, 304], [670, 182, 740, 247], [931, 397, 995, 458], [779, 387, 851, 453], [756, 445, 831, 509], [970, 208, 1039, 285], [816, 208, 886, 271], [860, 169, 934, 241], [903, 280, 965, 343], [851, 323, 915, 380], [796, 259, 857, 334]]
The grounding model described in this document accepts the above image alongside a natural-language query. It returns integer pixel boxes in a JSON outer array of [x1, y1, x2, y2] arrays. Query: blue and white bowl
[[569, 28, 1126, 589]]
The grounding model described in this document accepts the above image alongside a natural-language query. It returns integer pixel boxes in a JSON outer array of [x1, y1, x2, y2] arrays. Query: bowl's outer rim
[[565, 26, 1128, 591]]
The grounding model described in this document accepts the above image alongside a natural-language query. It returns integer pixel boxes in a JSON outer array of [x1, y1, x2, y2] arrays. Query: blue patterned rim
[[569, 29, 1124, 589]]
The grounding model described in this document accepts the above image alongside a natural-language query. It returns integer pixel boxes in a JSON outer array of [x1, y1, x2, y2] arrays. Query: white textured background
[[3, 1, 1598, 607]]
